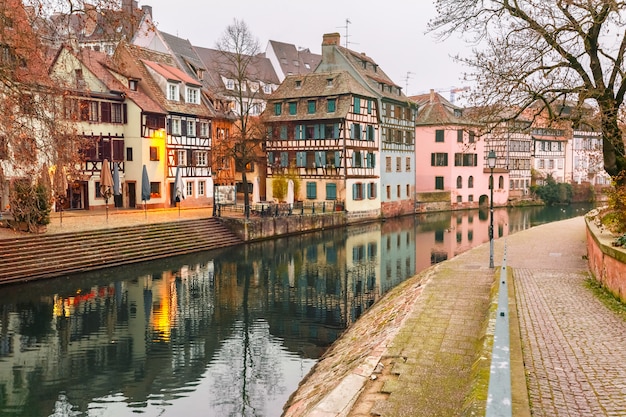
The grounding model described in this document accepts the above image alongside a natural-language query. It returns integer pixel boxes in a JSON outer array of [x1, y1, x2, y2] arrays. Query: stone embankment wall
[[586, 215, 626, 302], [220, 212, 348, 241]]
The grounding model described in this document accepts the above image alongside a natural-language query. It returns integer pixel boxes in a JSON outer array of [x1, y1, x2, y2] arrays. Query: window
[[177, 149, 187, 166], [289, 102, 297, 115], [431, 153, 448, 166], [280, 125, 288, 140], [186, 181, 193, 196], [454, 153, 478, 166], [457, 176, 462, 189], [469, 131, 475, 143], [194, 150, 208, 166], [186, 87, 200, 104], [406, 157, 411, 171], [406, 184, 410, 197], [112, 103, 123, 123], [295, 80, 302, 89], [307, 100, 316, 114], [326, 183, 337, 200], [435, 176, 444, 190], [397, 184, 401, 198], [386, 185, 391, 199], [351, 123, 362, 139], [167, 83, 179, 101], [150, 182, 161, 198], [198, 181, 205, 196], [126, 147, 133, 161], [225, 79, 234, 89], [306, 181, 317, 199], [187, 120, 196, 137], [200, 122, 209, 137], [354, 97, 361, 113], [396, 157, 401, 172], [274, 103, 282, 115], [366, 125, 375, 141], [353, 151, 362, 168], [150, 146, 159, 161], [386, 156, 392, 172], [353, 183, 364, 200], [367, 100, 372, 114], [457, 129, 463, 142], [435, 129, 444, 142], [129, 79, 138, 90], [468, 176, 474, 188], [468, 195, 474, 202], [327, 98, 336, 112], [369, 182, 377, 199], [170, 118, 181, 135]]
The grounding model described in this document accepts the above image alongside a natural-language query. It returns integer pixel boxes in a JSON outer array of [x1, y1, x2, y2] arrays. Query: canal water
[[0, 204, 593, 417]]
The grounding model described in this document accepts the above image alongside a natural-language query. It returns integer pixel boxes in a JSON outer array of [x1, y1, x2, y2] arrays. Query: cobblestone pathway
[[511, 218, 626, 417]]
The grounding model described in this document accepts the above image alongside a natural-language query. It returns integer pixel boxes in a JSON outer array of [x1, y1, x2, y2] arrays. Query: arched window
[[468, 176, 474, 188], [456, 176, 462, 189], [499, 176, 504, 189]]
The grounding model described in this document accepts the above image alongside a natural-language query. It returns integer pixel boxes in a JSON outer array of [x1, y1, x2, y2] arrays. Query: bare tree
[[214, 19, 265, 218], [430, 0, 626, 182]]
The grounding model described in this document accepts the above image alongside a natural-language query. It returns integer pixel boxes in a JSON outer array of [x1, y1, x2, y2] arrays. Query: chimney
[[322, 33, 341, 46], [430, 89, 435, 104], [141, 5, 152, 17]]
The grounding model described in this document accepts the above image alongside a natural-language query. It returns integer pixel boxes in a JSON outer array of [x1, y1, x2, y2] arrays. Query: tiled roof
[[113, 43, 212, 117], [267, 40, 321, 77], [263, 71, 374, 122], [141, 59, 201, 86], [76, 46, 165, 114], [411, 91, 473, 126]]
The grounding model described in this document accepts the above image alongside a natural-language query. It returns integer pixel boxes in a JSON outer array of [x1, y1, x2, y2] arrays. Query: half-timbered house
[[263, 71, 380, 216], [114, 42, 214, 208], [315, 33, 416, 217]]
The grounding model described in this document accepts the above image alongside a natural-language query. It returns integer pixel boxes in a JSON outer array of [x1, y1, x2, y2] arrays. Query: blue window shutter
[[268, 152, 274, 165], [281, 152, 288, 167], [314, 124, 320, 139], [316, 151, 326, 167], [280, 125, 287, 139], [352, 183, 357, 199], [334, 123, 340, 138], [367, 100, 372, 114], [350, 124, 355, 139], [335, 151, 341, 167], [354, 97, 361, 113]]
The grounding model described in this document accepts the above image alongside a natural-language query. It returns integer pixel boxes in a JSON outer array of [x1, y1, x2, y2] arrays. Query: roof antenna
[[404, 71, 414, 94], [337, 18, 352, 48]]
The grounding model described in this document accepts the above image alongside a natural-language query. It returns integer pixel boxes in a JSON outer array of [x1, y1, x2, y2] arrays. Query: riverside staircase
[[0, 218, 243, 284]]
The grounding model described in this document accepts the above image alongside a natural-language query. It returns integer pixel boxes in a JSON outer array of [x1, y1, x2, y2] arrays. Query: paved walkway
[[284, 216, 626, 416]]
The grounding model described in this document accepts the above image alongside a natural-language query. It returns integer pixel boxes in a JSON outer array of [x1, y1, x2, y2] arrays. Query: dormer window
[[295, 80, 302, 89], [225, 79, 234, 90], [186, 86, 200, 104], [326, 78, 333, 87], [167, 83, 179, 101], [454, 109, 463, 117], [129, 79, 138, 91], [305, 63, 311, 69]]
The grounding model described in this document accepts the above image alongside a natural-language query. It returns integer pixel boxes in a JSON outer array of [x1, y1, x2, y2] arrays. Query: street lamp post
[[212, 170, 218, 217], [488, 150, 497, 269]]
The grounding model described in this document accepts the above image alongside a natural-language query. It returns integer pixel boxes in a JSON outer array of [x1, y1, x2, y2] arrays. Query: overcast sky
[[140, 0, 470, 98]]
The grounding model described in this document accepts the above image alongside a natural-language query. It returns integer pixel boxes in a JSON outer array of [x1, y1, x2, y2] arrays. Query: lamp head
[[487, 150, 497, 169]]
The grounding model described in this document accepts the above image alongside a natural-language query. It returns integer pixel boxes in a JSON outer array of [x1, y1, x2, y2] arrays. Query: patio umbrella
[[113, 162, 121, 208], [141, 164, 150, 219], [100, 159, 114, 222], [174, 165, 185, 217], [286, 179, 294, 209], [252, 176, 260, 204], [53, 166, 68, 226]]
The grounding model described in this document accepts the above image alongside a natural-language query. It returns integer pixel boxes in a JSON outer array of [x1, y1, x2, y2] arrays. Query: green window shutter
[[314, 124, 320, 139], [289, 102, 297, 114], [367, 100, 372, 114], [316, 151, 326, 167], [280, 125, 287, 139], [327, 99, 336, 112], [354, 97, 361, 113], [274, 103, 282, 115], [296, 151, 306, 167], [435, 129, 444, 142], [306, 182, 317, 199], [280, 152, 289, 167], [326, 183, 337, 200], [268, 152, 274, 165], [335, 151, 341, 167], [431, 153, 435, 166]]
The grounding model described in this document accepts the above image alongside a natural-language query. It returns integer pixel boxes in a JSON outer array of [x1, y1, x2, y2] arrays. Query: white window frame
[[194, 150, 208, 166], [171, 118, 181, 135], [200, 122, 209, 137], [186, 181, 193, 197], [198, 180, 205, 196], [177, 149, 187, 166], [167, 83, 180, 101], [187, 120, 196, 137], [186, 86, 200, 104]]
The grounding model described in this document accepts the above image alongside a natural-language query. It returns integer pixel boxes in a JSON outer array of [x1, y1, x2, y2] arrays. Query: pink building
[[411, 91, 509, 210]]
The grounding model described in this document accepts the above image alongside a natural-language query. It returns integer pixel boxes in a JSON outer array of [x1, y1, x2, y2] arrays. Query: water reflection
[[0, 204, 592, 416]]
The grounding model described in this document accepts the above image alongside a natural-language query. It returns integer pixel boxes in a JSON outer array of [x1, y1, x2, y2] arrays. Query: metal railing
[[217, 201, 344, 217], [486, 241, 512, 417]]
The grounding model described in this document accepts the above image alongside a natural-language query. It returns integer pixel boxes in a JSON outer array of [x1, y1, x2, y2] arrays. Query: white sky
[[139, 0, 470, 97]]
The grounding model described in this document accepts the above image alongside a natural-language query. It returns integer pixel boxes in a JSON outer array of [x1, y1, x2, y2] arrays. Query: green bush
[[530, 175, 573, 206], [9, 180, 51, 232]]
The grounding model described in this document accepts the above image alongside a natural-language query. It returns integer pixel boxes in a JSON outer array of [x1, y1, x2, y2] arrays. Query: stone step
[[0, 217, 243, 284]]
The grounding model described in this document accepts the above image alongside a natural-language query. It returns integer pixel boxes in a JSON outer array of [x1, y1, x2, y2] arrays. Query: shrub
[[9, 179, 51, 232]]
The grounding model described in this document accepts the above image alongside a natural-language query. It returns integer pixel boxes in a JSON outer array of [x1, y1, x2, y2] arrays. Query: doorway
[[128, 182, 136, 208]]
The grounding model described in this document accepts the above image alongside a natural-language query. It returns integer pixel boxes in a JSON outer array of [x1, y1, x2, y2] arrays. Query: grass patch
[[585, 277, 626, 319]]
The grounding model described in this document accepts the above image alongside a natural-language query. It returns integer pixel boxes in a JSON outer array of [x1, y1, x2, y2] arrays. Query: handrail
[[486, 241, 512, 417]]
